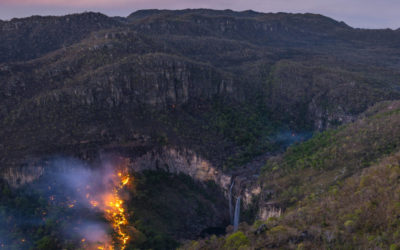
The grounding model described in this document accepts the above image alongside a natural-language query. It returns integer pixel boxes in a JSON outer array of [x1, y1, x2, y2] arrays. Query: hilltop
[[1, 9, 400, 167], [1, 9, 400, 249]]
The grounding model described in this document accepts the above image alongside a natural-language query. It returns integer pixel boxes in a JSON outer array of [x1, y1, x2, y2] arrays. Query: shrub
[[344, 220, 355, 232], [390, 244, 400, 250], [34, 236, 58, 250], [224, 231, 249, 250]]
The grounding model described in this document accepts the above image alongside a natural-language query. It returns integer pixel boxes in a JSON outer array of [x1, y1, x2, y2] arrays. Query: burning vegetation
[[81, 161, 133, 249], [95, 171, 131, 249], [1, 156, 219, 250], [0, 157, 134, 250]]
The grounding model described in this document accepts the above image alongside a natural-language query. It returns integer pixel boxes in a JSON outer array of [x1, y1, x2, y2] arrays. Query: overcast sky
[[0, 0, 399, 29]]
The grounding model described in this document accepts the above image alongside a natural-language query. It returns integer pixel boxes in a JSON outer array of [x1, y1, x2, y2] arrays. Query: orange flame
[[86, 167, 132, 249], [103, 172, 131, 249], [90, 200, 99, 207]]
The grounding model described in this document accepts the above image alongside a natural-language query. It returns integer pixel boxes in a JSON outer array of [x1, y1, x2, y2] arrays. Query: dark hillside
[[1, 9, 400, 168], [1, 9, 400, 249], [184, 100, 400, 249], [0, 12, 122, 63]]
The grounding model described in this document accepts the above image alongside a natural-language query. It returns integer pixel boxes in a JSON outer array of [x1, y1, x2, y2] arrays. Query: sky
[[0, 0, 399, 29]]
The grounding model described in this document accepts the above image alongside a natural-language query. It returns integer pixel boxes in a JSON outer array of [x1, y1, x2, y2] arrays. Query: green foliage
[[187, 101, 400, 250], [282, 129, 339, 170], [0, 179, 83, 249], [268, 225, 287, 234], [34, 236, 59, 250], [205, 98, 277, 169], [295, 102, 399, 173], [126, 170, 228, 250], [223, 231, 249, 250], [151, 97, 278, 170], [344, 220, 355, 231], [390, 244, 400, 250], [3, 9, 400, 250]]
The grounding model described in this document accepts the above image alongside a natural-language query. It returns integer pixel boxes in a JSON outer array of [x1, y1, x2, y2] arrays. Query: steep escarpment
[[185, 100, 400, 249], [1, 144, 261, 210], [1, 7, 400, 215], [2, 53, 236, 117], [0, 160, 230, 249], [127, 9, 351, 47], [1, 10, 400, 144], [0, 145, 253, 246], [266, 60, 400, 130], [1, 10, 399, 141], [0, 12, 121, 63], [1, 9, 400, 249], [257, 100, 400, 212], [0, 37, 243, 163], [184, 152, 400, 249]]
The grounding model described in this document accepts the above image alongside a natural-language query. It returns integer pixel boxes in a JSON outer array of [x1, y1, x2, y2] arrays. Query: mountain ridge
[[1, 9, 400, 249], [1, 9, 400, 168], [1, 9, 400, 65]]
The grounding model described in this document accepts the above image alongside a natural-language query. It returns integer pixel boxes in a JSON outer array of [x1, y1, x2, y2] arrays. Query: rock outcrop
[[0, 12, 121, 63]]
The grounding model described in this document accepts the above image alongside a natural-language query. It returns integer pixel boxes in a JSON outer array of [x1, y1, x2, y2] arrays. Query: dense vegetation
[[0, 169, 228, 250], [1, 9, 400, 170], [184, 100, 400, 249], [0, 177, 97, 249], [183, 151, 400, 249], [1, 9, 400, 249], [127, 170, 229, 249]]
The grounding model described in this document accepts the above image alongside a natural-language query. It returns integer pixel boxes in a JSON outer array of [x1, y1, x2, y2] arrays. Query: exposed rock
[[0, 12, 122, 63], [0, 164, 44, 187], [257, 203, 283, 220], [0, 145, 264, 211], [126, 146, 232, 191]]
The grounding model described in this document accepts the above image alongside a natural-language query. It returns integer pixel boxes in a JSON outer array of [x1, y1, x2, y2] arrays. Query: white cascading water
[[233, 196, 241, 232], [229, 180, 235, 224]]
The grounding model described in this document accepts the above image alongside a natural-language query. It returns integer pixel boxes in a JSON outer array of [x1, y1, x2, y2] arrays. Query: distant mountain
[[0, 12, 121, 63], [1, 9, 400, 249], [1, 10, 399, 167]]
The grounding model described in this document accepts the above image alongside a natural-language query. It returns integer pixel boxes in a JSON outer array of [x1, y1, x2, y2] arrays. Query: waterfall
[[229, 181, 235, 224], [233, 196, 241, 232]]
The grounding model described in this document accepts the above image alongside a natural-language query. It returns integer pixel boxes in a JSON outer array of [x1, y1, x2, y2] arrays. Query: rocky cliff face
[[126, 146, 265, 213], [0, 164, 44, 187], [127, 10, 351, 46], [127, 147, 232, 190], [1, 9, 399, 143], [0, 52, 237, 122], [0, 144, 267, 221], [267, 60, 400, 130], [111, 146, 268, 219], [0, 12, 121, 63], [1, 10, 400, 239]]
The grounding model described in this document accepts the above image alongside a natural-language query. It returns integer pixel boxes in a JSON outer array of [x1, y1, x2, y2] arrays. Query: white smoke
[[47, 157, 119, 247]]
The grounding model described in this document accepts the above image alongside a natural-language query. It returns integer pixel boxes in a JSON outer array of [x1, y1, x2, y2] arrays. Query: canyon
[[1, 8, 400, 249]]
